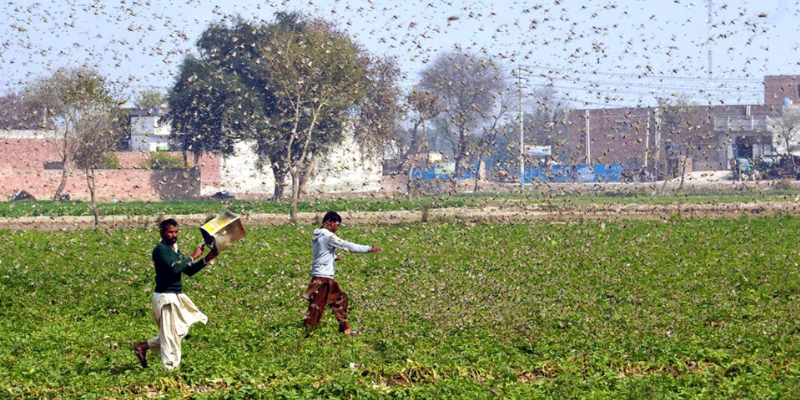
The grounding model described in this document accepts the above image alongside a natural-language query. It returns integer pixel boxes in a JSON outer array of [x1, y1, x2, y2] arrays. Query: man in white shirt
[[303, 211, 382, 335]]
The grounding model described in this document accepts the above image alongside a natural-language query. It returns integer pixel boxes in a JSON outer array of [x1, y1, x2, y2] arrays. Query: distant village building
[[566, 75, 800, 176], [128, 108, 171, 152]]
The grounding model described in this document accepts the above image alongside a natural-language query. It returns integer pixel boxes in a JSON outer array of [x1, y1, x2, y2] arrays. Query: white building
[[129, 109, 171, 152]]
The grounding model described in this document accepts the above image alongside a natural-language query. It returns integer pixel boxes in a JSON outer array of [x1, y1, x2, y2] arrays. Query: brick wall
[[764, 76, 800, 106], [568, 108, 653, 166], [0, 138, 221, 201]]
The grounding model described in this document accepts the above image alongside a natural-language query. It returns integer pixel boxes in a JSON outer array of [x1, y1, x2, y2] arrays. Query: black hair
[[159, 218, 178, 232], [321, 211, 342, 225]]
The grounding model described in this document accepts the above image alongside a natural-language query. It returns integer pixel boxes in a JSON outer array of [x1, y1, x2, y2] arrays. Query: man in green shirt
[[134, 218, 218, 369]]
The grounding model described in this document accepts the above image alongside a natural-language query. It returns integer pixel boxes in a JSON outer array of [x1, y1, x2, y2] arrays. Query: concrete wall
[[209, 134, 382, 198]]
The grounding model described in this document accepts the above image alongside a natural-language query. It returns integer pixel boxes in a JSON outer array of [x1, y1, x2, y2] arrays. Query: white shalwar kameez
[[146, 292, 207, 369]]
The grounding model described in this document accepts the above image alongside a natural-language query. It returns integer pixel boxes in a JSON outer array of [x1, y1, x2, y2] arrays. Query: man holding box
[[303, 211, 382, 335], [133, 218, 218, 369]]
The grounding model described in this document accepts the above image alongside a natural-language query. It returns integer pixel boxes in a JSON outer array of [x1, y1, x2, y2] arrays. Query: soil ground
[[3, 200, 800, 231]]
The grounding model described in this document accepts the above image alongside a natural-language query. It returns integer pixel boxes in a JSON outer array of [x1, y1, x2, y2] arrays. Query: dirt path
[[3, 201, 800, 231]]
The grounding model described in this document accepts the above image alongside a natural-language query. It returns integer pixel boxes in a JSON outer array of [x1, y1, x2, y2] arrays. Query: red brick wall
[[568, 108, 653, 166], [0, 138, 221, 201], [764, 76, 800, 106]]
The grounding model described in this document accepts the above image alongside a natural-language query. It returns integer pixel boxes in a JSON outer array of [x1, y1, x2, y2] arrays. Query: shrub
[[99, 152, 121, 169], [138, 152, 186, 170]]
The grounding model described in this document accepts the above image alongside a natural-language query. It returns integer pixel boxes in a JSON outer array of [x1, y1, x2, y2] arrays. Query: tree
[[399, 89, 440, 197], [168, 53, 252, 166], [169, 14, 398, 207], [25, 68, 123, 227], [257, 18, 370, 221], [25, 68, 121, 203], [134, 89, 166, 111], [351, 56, 403, 159], [0, 91, 48, 130], [72, 100, 126, 229], [418, 50, 507, 189], [767, 104, 800, 164], [471, 82, 513, 192], [656, 96, 709, 190]]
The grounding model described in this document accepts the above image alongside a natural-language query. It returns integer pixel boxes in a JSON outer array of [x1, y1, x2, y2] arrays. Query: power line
[[523, 80, 762, 94], [515, 64, 762, 83], [521, 82, 761, 99]]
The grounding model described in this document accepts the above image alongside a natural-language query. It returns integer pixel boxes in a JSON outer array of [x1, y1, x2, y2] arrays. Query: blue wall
[[411, 163, 624, 183]]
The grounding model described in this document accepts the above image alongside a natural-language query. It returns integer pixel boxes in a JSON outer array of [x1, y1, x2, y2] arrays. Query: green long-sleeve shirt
[[153, 240, 207, 293]]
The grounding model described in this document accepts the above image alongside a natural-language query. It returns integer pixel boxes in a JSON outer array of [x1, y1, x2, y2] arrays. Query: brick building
[[566, 75, 800, 175]]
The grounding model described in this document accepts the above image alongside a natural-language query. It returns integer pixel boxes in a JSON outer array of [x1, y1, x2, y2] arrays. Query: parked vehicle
[[9, 190, 36, 201], [620, 167, 652, 183], [758, 155, 800, 180], [730, 158, 753, 181]]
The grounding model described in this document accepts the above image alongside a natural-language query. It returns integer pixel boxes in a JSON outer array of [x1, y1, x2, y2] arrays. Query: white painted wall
[[204, 133, 382, 197], [307, 133, 383, 194], [0, 129, 55, 139], [213, 141, 276, 195]]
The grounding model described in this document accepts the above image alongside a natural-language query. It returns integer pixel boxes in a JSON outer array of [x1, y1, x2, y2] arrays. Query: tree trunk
[[678, 154, 688, 191], [290, 170, 300, 223], [407, 164, 416, 200], [53, 165, 69, 201], [452, 129, 469, 192], [660, 158, 669, 194], [472, 157, 482, 193], [452, 152, 463, 192], [271, 164, 287, 200], [299, 155, 318, 198], [86, 168, 99, 230]]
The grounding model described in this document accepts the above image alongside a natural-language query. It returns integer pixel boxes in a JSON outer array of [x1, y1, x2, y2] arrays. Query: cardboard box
[[200, 210, 246, 252]]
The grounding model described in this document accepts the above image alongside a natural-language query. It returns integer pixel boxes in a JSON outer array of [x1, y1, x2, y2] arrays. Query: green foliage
[[3, 190, 800, 218], [2, 217, 800, 398], [168, 13, 400, 207], [98, 152, 121, 169], [138, 152, 187, 170], [134, 89, 165, 110]]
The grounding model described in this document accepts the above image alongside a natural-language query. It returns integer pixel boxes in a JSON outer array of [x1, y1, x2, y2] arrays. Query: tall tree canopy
[[418, 50, 507, 181], [168, 13, 399, 217]]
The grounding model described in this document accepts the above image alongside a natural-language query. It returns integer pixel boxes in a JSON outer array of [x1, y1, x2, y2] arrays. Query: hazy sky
[[1, 0, 797, 108]]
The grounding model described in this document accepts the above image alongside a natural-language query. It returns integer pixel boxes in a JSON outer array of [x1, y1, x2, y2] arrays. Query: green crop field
[[2, 188, 800, 218], [2, 217, 800, 398]]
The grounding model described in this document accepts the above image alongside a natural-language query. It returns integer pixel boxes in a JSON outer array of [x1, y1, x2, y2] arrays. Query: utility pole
[[645, 110, 650, 169], [654, 107, 661, 182], [519, 67, 525, 187], [585, 110, 591, 164]]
